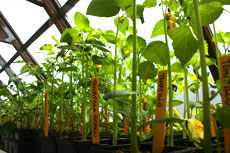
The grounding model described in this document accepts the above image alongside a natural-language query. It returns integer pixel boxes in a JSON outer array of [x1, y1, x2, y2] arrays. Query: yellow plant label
[[91, 78, 100, 144], [220, 55, 230, 153], [44, 91, 48, 137], [153, 70, 167, 153]]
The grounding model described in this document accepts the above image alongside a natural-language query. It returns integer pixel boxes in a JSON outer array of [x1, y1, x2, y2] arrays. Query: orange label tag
[[153, 70, 167, 153], [220, 55, 230, 153], [211, 115, 216, 137], [44, 91, 48, 137], [123, 115, 128, 134], [105, 106, 109, 133], [91, 78, 100, 144]]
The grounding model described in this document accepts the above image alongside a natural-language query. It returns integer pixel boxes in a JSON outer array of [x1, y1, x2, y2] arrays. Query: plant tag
[[91, 78, 100, 144], [123, 115, 128, 134], [153, 70, 167, 153], [105, 106, 109, 133], [220, 55, 230, 153], [44, 91, 48, 137], [211, 115, 216, 137]]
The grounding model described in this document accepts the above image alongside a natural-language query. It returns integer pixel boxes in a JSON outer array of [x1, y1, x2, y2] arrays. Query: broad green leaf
[[40, 44, 53, 52], [114, 17, 129, 36], [57, 67, 77, 72], [103, 34, 116, 44], [143, 0, 157, 8], [60, 28, 80, 43], [111, 83, 124, 91], [103, 90, 139, 101], [171, 100, 184, 107], [126, 35, 146, 52], [190, 1, 223, 26], [219, 0, 230, 5], [86, 39, 105, 46], [139, 117, 184, 128], [172, 25, 198, 66], [74, 12, 90, 30], [103, 64, 114, 74], [171, 62, 184, 73], [151, 19, 167, 38], [206, 58, 216, 67], [216, 106, 230, 128], [142, 41, 169, 66], [92, 55, 112, 65], [125, 5, 145, 23], [138, 61, 157, 83], [119, 0, 132, 10], [163, 0, 180, 12], [113, 97, 130, 105], [115, 108, 130, 116], [86, 0, 120, 17], [189, 83, 199, 93]]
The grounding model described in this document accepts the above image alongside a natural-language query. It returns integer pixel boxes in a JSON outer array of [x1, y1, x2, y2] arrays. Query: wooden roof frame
[[0, 0, 79, 81]]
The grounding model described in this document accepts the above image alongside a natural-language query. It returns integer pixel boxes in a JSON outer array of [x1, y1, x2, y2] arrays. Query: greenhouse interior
[[0, 0, 230, 153]]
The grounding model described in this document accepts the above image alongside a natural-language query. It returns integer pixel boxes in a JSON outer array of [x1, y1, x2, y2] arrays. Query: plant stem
[[184, 67, 191, 119], [60, 60, 65, 136], [131, 0, 138, 152], [139, 78, 143, 139], [82, 52, 89, 140], [161, 0, 174, 146], [193, 0, 213, 152], [112, 14, 120, 146]]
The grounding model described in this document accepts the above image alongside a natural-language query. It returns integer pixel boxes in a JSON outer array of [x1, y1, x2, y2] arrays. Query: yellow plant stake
[[220, 55, 230, 153], [105, 106, 110, 133], [91, 78, 100, 144], [44, 91, 48, 137], [153, 70, 168, 153]]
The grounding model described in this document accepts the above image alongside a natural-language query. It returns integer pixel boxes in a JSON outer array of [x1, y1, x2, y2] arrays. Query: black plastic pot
[[77, 137, 131, 153], [8, 129, 41, 153], [92, 142, 199, 153], [40, 137, 57, 153], [56, 137, 81, 153]]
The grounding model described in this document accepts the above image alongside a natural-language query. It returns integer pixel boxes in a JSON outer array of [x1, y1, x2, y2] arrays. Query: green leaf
[[143, 0, 157, 8], [40, 44, 53, 52], [74, 12, 90, 30], [142, 41, 169, 66], [163, 0, 180, 12], [119, 0, 132, 10], [151, 19, 167, 38], [60, 28, 80, 43], [190, 1, 223, 26], [138, 61, 157, 83], [139, 117, 184, 128], [103, 34, 116, 44], [86, 0, 120, 17], [103, 90, 139, 101], [172, 100, 184, 107], [171, 62, 184, 73], [172, 25, 198, 66], [114, 17, 129, 36], [219, 0, 230, 5], [57, 67, 77, 72], [103, 64, 114, 74], [126, 35, 146, 52], [125, 5, 145, 23], [92, 55, 112, 65], [115, 108, 130, 116], [206, 57, 216, 67], [216, 106, 230, 128]]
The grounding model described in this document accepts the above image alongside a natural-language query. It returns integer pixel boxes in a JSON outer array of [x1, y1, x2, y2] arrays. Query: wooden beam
[[0, 11, 46, 80], [43, 0, 70, 33], [26, 0, 44, 7], [23, 0, 78, 49], [203, 26, 220, 82]]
